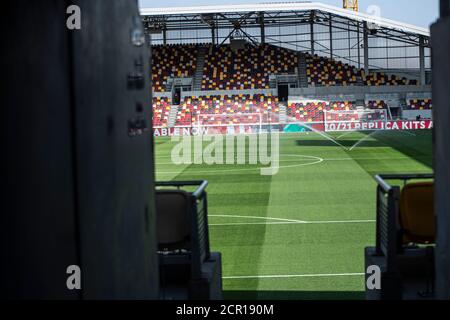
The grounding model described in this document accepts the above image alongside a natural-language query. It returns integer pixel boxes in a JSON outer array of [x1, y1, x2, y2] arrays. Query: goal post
[[323, 109, 388, 132], [195, 112, 280, 135]]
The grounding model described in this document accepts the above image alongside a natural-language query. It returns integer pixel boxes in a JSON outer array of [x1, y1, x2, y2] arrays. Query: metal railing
[[374, 174, 434, 273], [156, 180, 210, 279]]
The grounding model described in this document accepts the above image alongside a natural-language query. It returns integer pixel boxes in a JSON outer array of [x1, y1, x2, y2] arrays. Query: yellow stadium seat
[[399, 182, 435, 244]]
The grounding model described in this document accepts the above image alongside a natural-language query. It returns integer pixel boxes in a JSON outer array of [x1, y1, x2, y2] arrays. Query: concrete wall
[[290, 85, 432, 98], [402, 110, 433, 120], [153, 86, 431, 101], [181, 89, 278, 98], [154, 86, 431, 100]]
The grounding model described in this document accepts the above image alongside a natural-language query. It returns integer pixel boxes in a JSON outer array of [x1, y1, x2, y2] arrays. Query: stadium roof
[[140, 2, 430, 38]]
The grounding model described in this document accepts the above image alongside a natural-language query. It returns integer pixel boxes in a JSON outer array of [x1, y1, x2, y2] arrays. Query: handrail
[[192, 180, 208, 199], [374, 174, 434, 192], [374, 175, 393, 193], [156, 180, 208, 199]]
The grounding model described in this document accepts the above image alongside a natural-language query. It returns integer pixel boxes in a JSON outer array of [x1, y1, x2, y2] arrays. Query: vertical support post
[[259, 12, 265, 45], [386, 37, 389, 69], [310, 11, 315, 55], [363, 21, 369, 75], [419, 36, 426, 85], [348, 23, 351, 63], [163, 26, 167, 45], [216, 24, 219, 46], [211, 24, 216, 46], [357, 22, 361, 69], [329, 14, 333, 58]]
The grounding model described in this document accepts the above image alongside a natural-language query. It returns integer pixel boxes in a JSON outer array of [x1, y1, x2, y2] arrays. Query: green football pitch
[[154, 130, 432, 300]]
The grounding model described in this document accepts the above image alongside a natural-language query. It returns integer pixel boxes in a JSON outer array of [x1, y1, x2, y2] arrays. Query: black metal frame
[[374, 173, 434, 273], [156, 180, 210, 280], [142, 8, 431, 67]]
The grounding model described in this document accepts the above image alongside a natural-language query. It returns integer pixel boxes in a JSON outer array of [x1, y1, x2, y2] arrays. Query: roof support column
[[357, 22, 361, 69], [329, 14, 333, 58], [310, 11, 315, 55], [163, 26, 167, 45], [211, 24, 216, 45], [363, 21, 369, 75], [259, 12, 265, 45], [419, 36, 426, 85]]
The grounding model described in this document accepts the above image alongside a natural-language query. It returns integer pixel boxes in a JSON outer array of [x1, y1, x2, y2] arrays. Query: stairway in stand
[[168, 104, 180, 128], [298, 52, 308, 88], [193, 46, 207, 91], [278, 103, 287, 124]]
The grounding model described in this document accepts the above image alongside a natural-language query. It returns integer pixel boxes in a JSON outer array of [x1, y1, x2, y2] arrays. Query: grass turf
[[154, 130, 433, 300]]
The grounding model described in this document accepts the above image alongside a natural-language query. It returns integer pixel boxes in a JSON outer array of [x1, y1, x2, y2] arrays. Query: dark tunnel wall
[[432, 3, 450, 299], [1, 0, 79, 300], [1, 0, 159, 299]]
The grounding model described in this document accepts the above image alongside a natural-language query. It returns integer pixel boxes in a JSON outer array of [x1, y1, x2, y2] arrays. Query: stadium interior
[[144, 2, 442, 300], [147, 2, 432, 133], [2, 0, 450, 303]]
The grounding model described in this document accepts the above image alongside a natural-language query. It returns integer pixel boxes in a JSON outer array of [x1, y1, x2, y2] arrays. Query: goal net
[[195, 112, 281, 135], [323, 109, 388, 132]]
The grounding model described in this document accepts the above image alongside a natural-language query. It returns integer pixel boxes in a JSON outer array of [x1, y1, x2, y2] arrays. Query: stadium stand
[[408, 99, 433, 110], [150, 43, 422, 128], [306, 54, 360, 86], [367, 100, 388, 110], [287, 101, 356, 123], [201, 44, 298, 90], [151, 43, 418, 94], [152, 97, 171, 127], [151, 44, 198, 92], [363, 71, 418, 86], [175, 94, 280, 126], [287, 101, 326, 122]]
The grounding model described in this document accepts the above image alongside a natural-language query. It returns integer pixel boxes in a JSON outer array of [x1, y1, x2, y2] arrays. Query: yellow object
[[399, 182, 435, 244]]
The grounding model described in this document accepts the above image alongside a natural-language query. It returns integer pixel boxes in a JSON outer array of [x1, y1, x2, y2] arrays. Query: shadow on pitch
[[295, 139, 384, 148], [295, 130, 433, 169], [371, 130, 433, 169]]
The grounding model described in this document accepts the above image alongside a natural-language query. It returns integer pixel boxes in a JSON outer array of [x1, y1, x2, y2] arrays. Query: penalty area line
[[223, 273, 365, 280], [209, 220, 375, 226], [208, 215, 375, 226]]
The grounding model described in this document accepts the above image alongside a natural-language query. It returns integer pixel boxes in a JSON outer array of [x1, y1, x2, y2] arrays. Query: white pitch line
[[156, 159, 322, 165], [322, 156, 411, 161], [209, 214, 307, 224], [156, 156, 411, 166], [208, 214, 375, 226], [223, 273, 365, 280], [209, 220, 375, 226], [155, 155, 324, 174], [210, 222, 300, 226], [304, 220, 375, 224]]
